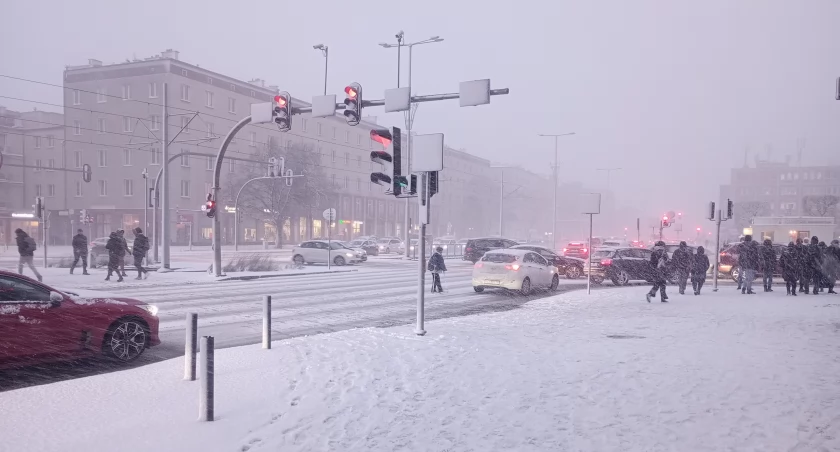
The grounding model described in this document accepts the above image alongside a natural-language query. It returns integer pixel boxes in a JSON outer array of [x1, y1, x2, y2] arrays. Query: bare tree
[[734, 201, 770, 229], [802, 195, 840, 217]]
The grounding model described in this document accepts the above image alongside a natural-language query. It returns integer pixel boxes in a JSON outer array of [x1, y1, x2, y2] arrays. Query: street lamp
[[490, 165, 515, 236], [312, 44, 328, 96], [538, 132, 575, 249], [595, 167, 622, 190], [379, 32, 445, 256]]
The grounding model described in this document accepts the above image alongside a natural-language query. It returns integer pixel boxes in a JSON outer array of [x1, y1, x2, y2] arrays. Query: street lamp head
[[396, 30, 404, 40], [313, 44, 325, 50], [379, 43, 392, 48]]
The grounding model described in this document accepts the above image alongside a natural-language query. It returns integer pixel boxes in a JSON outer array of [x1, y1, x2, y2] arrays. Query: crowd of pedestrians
[[647, 241, 711, 302]]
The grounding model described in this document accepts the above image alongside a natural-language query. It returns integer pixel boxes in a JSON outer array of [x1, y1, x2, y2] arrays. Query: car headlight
[[140, 304, 159, 316], [346, 253, 353, 257]]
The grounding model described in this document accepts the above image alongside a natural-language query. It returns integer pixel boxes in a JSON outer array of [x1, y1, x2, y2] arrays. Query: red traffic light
[[662, 215, 669, 221], [345, 86, 358, 99], [274, 95, 287, 107], [370, 129, 392, 148], [696, 227, 701, 231]]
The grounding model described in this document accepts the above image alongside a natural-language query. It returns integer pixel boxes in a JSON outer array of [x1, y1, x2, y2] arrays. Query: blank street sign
[[459, 79, 491, 107], [412, 133, 444, 172], [385, 87, 411, 112], [311, 95, 338, 118]]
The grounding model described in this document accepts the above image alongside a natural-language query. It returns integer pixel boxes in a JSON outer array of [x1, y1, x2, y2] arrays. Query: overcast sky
[[2, 0, 839, 230]]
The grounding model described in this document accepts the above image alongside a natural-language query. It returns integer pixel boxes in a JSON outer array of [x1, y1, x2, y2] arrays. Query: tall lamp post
[[538, 132, 575, 249], [379, 32, 444, 257], [490, 165, 515, 236], [595, 167, 622, 190], [312, 44, 328, 95]]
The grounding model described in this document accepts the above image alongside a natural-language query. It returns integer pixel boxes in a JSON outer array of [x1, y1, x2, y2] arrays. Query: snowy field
[[2, 287, 839, 452]]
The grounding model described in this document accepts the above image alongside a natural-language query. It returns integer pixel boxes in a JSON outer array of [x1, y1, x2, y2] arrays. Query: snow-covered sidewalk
[[2, 288, 839, 451]]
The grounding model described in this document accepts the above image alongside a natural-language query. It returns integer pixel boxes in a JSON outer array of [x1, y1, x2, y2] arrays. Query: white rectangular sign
[[250, 102, 274, 124], [412, 133, 444, 172], [384, 87, 411, 113], [311, 95, 337, 118], [580, 193, 601, 214], [459, 79, 491, 107]]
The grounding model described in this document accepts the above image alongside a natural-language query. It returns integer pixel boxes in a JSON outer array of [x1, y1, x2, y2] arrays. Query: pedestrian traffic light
[[726, 199, 733, 219], [273, 92, 292, 132], [369, 126, 403, 196], [428, 171, 438, 198], [409, 174, 417, 195], [79, 209, 86, 223], [203, 199, 217, 218], [35, 197, 43, 219], [708, 201, 716, 221], [268, 157, 285, 177], [343, 83, 362, 126], [661, 215, 670, 227]]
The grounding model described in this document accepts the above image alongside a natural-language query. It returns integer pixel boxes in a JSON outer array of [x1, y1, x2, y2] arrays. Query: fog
[[2, 0, 839, 234]]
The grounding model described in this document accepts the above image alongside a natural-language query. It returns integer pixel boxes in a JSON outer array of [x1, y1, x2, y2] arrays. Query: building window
[[99, 180, 107, 196], [228, 97, 236, 114], [181, 69, 188, 77], [344, 131, 350, 143], [249, 132, 256, 147], [332, 127, 337, 139], [34, 159, 42, 172], [331, 174, 336, 188], [96, 88, 106, 103], [181, 116, 190, 133], [34, 136, 41, 148], [331, 150, 336, 163], [123, 179, 134, 196], [317, 123, 323, 136], [150, 115, 160, 130], [205, 91, 214, 108], [35, 184, 42, 196], [181, 84, 190, 102], [47, 159, 55, 171], [123, 116, 132, 132], [73, 120, 82, 135], [207, 76, 213, 85], [149, 82, 158, 98], [356, 155, 361, 167], [368, 181, 372, 192], [74, 151, 82, 168], [180, 154, 190, 167], [344, 176, 348, 189], [97, 118, 106, 134], [46, 135, 54, 148], [75, 181, 83, 197], [250, 90, 255, 97], [98, 150, 107, 167], [228, 159, 235, 173], [206, 156, 213, 170], [122, 85, 131, 100], [180, 180, 190, 198], [230, 84, 236, 91], [301, 119, 307, 132], [344, 152, 349, 165], [206, 123, 214, 138], [73, 89, 81, 105], [123, 149, 132, 166], [150, 147, 161, 165], [356, 178, 361, 191]]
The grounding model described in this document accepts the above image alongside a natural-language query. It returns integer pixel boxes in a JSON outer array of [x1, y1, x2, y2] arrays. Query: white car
[[291, 240, 363, 266], [472, 249, 559, 295], [377, 238, 404, 254]]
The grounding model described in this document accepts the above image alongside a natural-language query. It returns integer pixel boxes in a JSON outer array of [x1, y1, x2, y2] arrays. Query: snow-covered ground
[[3, 287, 839, 451]]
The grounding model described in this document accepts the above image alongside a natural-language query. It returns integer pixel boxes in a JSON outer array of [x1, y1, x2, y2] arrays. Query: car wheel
[[611, 270, 630, 286], [565, 266, 581, 279], [519, 277, 532, 295], [473, 286, 484, 293], [293, 255, 305, 266], [103, 318, 148, 362], [730, 267, 740, 283], [334, 256, 346, 266], [550, 274, 559, 291], [592, 276, 604, 285]]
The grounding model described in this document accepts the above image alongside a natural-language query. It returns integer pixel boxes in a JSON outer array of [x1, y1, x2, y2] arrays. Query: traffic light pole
[[415, 172, 428, 336], [713, 209, 723, 292], [161, 83, 171, 270]]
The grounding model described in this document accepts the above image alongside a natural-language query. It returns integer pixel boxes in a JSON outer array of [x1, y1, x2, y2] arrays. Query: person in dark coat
[[738, 235, 759, 294], [132, 227, 150, 280], [646, 241, 670, 303], [14, 229, 42, 282], [795, 238, 807, 293], [117, 229, 130, 277], [691, 246, 710, 295], [804, 236, 823, 295], [822, 240, 840, 294], [105, 231, 125, 282], [759, 238, 777, 292], [671, 241, 692, 295], [779, 242, 799, 296], [70, 229, 89, 275], [427, 246, 447, 293]]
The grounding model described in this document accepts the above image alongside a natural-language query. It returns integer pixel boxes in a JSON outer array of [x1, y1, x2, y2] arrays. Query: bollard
[[184, 313, 198, 381], [199, 336, 214, 422], [262, 295, 271, 349]]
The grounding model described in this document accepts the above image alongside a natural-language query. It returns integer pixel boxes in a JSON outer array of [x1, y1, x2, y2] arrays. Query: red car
[[0, 270, 160, 369], [562, 242, 590, 259]]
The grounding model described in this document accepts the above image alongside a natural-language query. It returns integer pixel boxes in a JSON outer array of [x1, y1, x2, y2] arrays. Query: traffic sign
[[322, 208, 336, 222]]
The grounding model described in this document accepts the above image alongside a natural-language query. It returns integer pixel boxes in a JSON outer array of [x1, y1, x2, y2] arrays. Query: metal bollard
[[184, 313, 198, 381], [199, 336, 214, 422], [262, 295, 271, 349]]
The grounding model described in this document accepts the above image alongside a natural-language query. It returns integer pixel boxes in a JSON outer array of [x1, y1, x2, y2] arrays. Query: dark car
[[348, 239, 379, 256], [562, 242, 590, 259], [0, 270, 160, 369], [718, 242, 784, 282], [512, 245, 585, 279], [584, 247, 654, 285], [463, 237, 518, 263]]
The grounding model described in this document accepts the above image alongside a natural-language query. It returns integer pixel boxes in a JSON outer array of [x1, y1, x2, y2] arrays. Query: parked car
[[348, 239, 378, 257], [338, 241, 368, 261], [718, 242, 784, 282], [562, 241, 590, 259], [433, 238, 459, 254], [291, 240, 364, 266], [602, 239, 631, 248], [511, 244, 585, 279], [463, 237, 519, 263], [472, 249, 560, 295], [0, 270, 160, 369], [376, 238, 404, 254], [584, 247, 654, 285]]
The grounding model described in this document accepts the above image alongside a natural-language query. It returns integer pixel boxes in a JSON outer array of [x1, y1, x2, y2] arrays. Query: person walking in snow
[[117, 229, 130, 277], [822, 240, 839, 294], [738, 235, 759, 294], [804, 236, 823, 295], [795, 238, 807, 293], [759, 238, 777, 292], [671, 241, 692, 295], [105, 231, 125, 282], [691, 246, 710, 295], [427, 246, 447, 293], [780, 242, 799, 296], [131, 227, 150, 280], [646, 241, 670, 303], [70, 229, 89, 275], [14, 228, 42, 282]]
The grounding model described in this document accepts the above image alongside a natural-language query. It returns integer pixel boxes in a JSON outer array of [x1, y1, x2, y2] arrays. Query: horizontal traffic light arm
[[293, 88, 510, 114]]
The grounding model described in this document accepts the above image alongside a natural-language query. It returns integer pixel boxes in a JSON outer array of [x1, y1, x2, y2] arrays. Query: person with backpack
[[805, 237, 823, 295], [132, 227, 150, 280], [691, 246, 710, 295], [780, 242, 799, 296], [427, 246, 447, 293], [70, 229, 89, 275], [671, 241, 692, 295], [759, 238, 777, 292], [738, 235, 759, 295], [646, 241, 670, 303], [117, 229, 130, 277], [105, 231, 125, 282], [14, 229, 42, 282]]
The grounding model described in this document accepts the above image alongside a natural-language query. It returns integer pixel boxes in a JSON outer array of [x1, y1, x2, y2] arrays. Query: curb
[[217, 268, 357, 281]]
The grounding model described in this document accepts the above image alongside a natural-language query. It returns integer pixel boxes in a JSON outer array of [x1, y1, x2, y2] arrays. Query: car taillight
[[583, 248, 588, 253], [475, 262, 483, 268], [466, 247, 472, 252], [505, 264, 520, 271], [563, 248, 567, 253], [601, 258, 612, 266]]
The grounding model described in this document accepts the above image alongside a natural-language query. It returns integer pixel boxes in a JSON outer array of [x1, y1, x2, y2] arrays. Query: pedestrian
[[795, 238, 807, 293], [671, 241, 692, 295], [760, 238, 777, 292], [738, 235, 759, 294], [822, 240, 840, 294], [819, 241, 831, 293], [117, 229, 130, 277], [646, 241, 670, 303], [14, 229, 42, 282], [804, 236, 823, 295], [105, 231, 125, 282], [132, 227, 150, 280], [691, 246, 710, 295], [427, 246, 447, 293], [70, 228, 89, 275], [780, 242, 799, 296]]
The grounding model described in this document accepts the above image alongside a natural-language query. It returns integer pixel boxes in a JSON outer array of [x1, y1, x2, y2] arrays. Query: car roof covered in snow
[[484, 248, 530, 257]]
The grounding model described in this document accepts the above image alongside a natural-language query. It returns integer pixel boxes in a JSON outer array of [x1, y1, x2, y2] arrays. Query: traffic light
[[369, 126, 403, 196], [35, 197, 43, 219], [273, 91, 292, 132], [82, 164, 92, 183], [428, 171, 438, 197], [409, 174, 417, 195], [661, 215, 670, 228], [708, 201, 715, 220], [343, 83, 362, 126], [79, 209, 87, 223], [726, 199, 733, 219], [203, 194, 217, 218], [268, 157, 285, 177]]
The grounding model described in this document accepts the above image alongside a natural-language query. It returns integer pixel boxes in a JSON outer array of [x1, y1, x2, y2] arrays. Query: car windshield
[[377, 239, 390, 243], [350, 241, 364, 246], [329, 242, 348, 250], [593, 250, 613, 258], [481, 253, 517, 263]]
